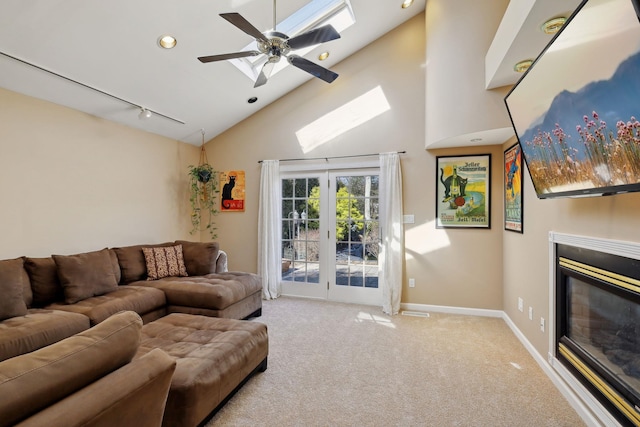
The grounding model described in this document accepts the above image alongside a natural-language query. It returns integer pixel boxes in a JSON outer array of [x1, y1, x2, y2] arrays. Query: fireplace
[[555, 241, 640, 426]]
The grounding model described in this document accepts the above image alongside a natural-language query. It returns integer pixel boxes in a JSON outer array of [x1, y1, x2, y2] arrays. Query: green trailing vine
[[188, 163, 219, 238]]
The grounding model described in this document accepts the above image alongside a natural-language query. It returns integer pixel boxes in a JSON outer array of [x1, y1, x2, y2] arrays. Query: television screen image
[[505, 0, 640, 198]]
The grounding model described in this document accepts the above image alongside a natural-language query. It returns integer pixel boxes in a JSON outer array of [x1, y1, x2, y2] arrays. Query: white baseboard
[[399, 302, 612, 427], [502, 312, 616, 427], [400, 302, 503, 318]]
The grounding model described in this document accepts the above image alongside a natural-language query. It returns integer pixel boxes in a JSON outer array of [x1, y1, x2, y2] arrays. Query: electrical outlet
[[528, 307, 533, 320], [518, 297, 523, 312], [408, 278, 415, 288], [540, 317, 545, 332]]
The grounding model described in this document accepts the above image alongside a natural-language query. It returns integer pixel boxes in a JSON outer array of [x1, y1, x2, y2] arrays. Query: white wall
[[0, 87, 199, 258]]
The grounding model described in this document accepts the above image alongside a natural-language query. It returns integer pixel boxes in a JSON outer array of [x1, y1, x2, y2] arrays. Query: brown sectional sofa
[[0, 240, 268, 427]]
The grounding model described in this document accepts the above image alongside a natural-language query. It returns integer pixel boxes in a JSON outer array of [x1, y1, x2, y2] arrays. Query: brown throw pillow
[[53, 249, 119, 304], [142, 245, 188, 280], [175, 240, 220, 276], [0, 258, 28, 320], [23, 257, 65, 307]]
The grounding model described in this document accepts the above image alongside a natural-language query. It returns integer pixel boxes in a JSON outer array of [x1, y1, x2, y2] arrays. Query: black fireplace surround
[[556, 244, 640, 426]]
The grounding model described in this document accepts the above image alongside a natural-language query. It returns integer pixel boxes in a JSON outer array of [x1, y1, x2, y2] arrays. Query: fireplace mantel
[[548, 232, 640, 427]]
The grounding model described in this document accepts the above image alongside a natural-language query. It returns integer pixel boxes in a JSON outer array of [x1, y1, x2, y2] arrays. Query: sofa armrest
[[216, 250, 228, 273], [16, 348, 176, 427]]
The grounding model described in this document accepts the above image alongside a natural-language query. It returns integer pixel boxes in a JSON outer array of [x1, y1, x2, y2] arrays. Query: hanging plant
[[188, 131, 219, 238]]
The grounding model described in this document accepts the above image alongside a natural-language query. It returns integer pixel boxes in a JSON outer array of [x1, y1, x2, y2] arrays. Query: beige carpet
[[207, 297, 585, 426]]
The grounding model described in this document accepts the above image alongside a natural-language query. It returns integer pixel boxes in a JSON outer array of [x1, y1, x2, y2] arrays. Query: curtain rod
[[258, 151, 406, 164]]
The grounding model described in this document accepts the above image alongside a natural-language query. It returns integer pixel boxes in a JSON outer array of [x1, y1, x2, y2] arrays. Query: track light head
[[138, 108, 152, 120]]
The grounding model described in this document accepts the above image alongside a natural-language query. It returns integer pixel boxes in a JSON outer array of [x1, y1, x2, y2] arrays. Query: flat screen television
[[504, 0, 640, 199]]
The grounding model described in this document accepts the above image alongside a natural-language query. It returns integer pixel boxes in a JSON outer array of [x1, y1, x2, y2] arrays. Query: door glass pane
[[335, 175, 379, 288], [282, 177, 321, 284]]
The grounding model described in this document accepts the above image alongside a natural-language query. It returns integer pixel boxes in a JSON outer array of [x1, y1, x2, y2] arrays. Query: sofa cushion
[[0, 258, 29, 320], [108, 249, 122, 285], [112, 243, 174, 284], [142, 245, 188, 280], [45, 286, 166, 326], [175, 240, 220, 276], [53, 249, 118, 304], [133, 272, 262, 312], [0, 309, 90, 362], [23, 257, 65, 307], [15, 348, 176, 427], [0, 311, 142, 426]]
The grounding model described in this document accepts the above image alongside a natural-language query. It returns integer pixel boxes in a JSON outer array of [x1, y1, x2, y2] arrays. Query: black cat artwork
[[440, 167, 468, 202], [221, 173, 236, 209]]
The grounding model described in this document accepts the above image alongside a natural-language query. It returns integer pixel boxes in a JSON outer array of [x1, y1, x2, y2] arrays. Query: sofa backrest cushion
[[0, 258, 29, 320], [175, 240, 220, 276], [112, 243, 174, 284], [52, 249, 119, 304], [23, 257, 65, 307], [107, 249, 121, 285], [0, 310, 142, 426]]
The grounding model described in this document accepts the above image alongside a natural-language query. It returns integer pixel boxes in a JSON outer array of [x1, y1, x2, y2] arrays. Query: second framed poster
[[436, 154, 491, 229], [504, 143, 523, 233]]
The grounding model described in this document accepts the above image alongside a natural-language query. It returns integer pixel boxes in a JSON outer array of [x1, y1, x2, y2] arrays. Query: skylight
[[229, 0, 355, 82]]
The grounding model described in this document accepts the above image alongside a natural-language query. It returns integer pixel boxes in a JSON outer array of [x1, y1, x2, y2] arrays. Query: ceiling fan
[[197, 1, 341, 88]]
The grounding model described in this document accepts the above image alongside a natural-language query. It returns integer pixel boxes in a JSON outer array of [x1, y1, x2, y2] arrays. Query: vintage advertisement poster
[[436, 154, 491, 228], [504, 143, 523, 233], [219, 170, 245, 212]]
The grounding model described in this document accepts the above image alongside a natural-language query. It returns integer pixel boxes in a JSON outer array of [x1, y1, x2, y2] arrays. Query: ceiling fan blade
[[287, 25, 341, 50], [288, 55, 339, 83], [254, 60, 276, 88], [220, 12, 270, 44], [198, 51, 261, 63]]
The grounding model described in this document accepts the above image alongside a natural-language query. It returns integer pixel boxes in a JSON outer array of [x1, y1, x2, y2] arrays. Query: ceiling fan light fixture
[[138, 108, 152, 120], [401, 0, 414, 9], [158, 35, 177, 49], [318, 51, 329, 61], [514, 59, 533, 73], [541, 17, 566, 35]]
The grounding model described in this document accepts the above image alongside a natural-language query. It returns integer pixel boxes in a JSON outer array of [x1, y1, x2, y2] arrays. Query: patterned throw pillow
[[142, 245, 188, 280]]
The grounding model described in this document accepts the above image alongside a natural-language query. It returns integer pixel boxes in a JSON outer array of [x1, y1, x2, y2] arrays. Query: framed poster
[[436, 154, 491, 228], [504, 143, 523, 233], [219, 170, 245, 212]]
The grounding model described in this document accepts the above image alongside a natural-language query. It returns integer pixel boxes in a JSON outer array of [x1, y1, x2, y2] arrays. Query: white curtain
[[379, 152, 404, 315], [258, 160, 281, 300]]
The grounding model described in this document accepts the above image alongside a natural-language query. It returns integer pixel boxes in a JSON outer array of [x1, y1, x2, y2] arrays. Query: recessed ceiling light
[[541, 17, 566, 35], [318, 51, 330, 61], [248, 97, 258, 104], [401, 0, 414, 8], [514, 59, 533, 73], [158, 35, 177, 49]]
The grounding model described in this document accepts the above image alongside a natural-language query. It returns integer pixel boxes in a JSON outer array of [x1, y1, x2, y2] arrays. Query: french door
[[281, 169, 381, 305]]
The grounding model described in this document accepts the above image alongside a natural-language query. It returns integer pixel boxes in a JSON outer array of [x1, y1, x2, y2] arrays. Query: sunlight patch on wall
[[405, 221, 451, 258], [296, 86, 391, 153]]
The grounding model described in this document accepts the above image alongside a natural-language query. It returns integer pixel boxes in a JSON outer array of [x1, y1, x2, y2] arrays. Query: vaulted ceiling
[[0, 1, 582, 146]]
